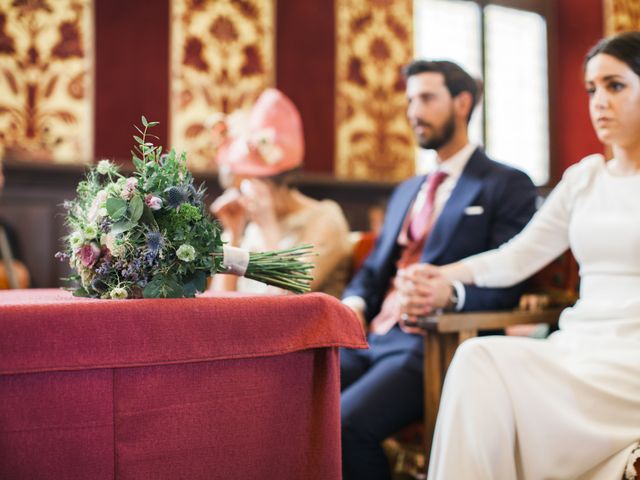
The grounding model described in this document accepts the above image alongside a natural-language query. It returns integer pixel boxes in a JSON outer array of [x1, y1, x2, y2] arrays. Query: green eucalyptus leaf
[[183, 270, 207, 297], [129, 195, 144, 222], [106, 198, 127, 220], [141, 115, 148, 127], [72, 287, 90, 297], [140, 204, 157, 226], [148, 121, 159, 127], [146, 274, 183, 298], [133, 135, 143, 144], [110, 220, 135, 235]]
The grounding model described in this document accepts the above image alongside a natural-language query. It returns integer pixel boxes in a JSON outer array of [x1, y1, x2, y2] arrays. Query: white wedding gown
[[428, 154, 640, 480]]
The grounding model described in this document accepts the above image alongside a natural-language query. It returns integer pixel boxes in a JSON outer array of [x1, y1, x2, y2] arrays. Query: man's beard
[[417, 111, 456, 150]]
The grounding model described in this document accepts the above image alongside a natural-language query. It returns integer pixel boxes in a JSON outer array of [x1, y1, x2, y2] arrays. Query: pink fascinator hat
[[214, 88, 305, 177]]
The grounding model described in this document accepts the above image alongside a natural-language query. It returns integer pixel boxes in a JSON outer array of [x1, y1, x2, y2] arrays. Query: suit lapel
[[378, 176, 424, 259], [421, 150, 487, 263]]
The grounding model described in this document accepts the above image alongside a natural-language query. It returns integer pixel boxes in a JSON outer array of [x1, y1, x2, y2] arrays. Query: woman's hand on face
[[209, 188, 248, 244], [239, 179, 277, 226]]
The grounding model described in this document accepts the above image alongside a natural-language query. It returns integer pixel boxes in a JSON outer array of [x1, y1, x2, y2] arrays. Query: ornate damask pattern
[[335, 0, 414, 181], [604, 0, 640, 33], [0, 0, 93, 164], [169, 0, 275, 172]]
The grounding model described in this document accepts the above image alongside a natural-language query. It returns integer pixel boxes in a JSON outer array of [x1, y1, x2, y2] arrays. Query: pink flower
[[78, 242, 101, 268], [120, 177, 138, 200], [145, 194, 162, 210]]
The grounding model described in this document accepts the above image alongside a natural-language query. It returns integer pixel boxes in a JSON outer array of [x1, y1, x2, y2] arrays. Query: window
[[414, 0, 551, 185]]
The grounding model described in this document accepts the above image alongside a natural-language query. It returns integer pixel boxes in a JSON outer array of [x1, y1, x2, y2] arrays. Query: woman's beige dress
[[237, 199, 351, 298]]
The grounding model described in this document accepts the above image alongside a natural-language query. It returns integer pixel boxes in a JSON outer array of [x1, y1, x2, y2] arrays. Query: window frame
[[415, 0, 557, 186]]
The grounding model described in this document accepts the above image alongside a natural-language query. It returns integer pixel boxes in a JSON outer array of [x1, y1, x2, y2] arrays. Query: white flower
[[87, 190, 108, 222], [100, 233, 115, 250], [96, 160, 113, 175], [110, 287, 128, 299], [69, 231, 84, 248], [176, 244, 196, 262], [111, 243, 126, 258], [257, 143, 283, 165], [83, 224, 99, 240]]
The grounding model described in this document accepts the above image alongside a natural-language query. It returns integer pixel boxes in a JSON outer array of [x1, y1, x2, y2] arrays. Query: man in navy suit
[[340, 60, 538, 480]]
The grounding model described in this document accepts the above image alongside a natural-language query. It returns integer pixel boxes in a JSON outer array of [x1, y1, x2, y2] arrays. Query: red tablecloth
[[0, 289, 367, 480]]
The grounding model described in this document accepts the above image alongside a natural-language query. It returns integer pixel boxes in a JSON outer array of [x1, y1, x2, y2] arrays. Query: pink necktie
[[409, 170, 448, 241], [369, 170, 448, 335]]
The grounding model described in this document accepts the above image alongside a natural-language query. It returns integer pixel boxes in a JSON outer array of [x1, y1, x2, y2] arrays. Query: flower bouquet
[[56, 117, 313, 299]]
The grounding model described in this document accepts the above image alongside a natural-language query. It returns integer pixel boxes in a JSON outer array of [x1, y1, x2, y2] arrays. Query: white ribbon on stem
[[222, 245, 250, 276]]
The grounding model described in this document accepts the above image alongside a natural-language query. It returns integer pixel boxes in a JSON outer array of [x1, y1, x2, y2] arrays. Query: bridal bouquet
[[56, 117, 313, 299]]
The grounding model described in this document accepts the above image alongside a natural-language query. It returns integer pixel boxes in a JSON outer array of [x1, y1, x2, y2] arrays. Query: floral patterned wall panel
[[169, 0, 275, 172], [335, 0, 414, 181], [605, 0, 640, 33], [0, 0, 93, 164]]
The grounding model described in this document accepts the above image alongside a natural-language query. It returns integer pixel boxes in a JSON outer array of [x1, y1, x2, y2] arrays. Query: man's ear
[[453, 91, 473, 122]]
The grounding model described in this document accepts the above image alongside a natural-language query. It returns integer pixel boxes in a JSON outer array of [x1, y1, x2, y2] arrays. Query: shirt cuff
[[451, 280, 466, 311], [342, 296, 366, 315]]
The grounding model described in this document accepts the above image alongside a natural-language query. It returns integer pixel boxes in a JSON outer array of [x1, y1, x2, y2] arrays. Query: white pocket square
[[464, 206, 484, 215]]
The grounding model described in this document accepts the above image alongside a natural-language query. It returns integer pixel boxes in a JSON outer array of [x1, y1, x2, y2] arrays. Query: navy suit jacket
[[343, 148, 538, 324]]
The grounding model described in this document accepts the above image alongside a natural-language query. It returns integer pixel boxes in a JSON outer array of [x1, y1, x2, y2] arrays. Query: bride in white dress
[[397, 31, 640, 479]]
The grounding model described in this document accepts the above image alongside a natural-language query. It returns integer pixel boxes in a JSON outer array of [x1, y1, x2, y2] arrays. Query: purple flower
[[78, 242, 101, 268]]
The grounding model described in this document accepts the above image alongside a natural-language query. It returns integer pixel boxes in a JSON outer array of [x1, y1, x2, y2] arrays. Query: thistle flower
[[164, 186, 189, 209], [146, 231, 164, 254]]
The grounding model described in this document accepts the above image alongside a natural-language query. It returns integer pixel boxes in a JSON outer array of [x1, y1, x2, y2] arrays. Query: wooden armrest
[[414, 308, 564, 334]]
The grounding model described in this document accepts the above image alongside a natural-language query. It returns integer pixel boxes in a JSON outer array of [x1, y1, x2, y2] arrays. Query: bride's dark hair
[[585, 31, 640, 77]]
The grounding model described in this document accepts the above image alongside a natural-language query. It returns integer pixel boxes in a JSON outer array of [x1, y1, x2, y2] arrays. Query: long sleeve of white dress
[[461, 154, 604, 288]]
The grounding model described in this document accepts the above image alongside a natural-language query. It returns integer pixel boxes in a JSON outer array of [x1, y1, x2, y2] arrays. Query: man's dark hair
[[403, 60, 483, 123], [584, 31, 640, 77]]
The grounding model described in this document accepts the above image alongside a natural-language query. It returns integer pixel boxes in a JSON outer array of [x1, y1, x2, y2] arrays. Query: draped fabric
[[335, 0, 415, 181], [169, 0, 275, 171], [605, 0, 640, 34], [0, 0, 94, 165]]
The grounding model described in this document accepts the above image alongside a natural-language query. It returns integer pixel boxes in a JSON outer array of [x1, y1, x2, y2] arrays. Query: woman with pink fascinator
[[209, 88, 351, 297]]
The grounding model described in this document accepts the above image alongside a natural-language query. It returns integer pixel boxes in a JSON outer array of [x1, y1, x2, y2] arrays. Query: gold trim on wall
[[604, 0, 640, 34], [169, 0, 275, 172], [335, 0, 414, 181], [0, 0, 94, 165]]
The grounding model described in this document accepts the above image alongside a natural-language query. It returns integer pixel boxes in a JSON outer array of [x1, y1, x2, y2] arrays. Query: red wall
[[554, 0, 604, 176], [94, 0, 169, 163], [277, 1, 335, 174]]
